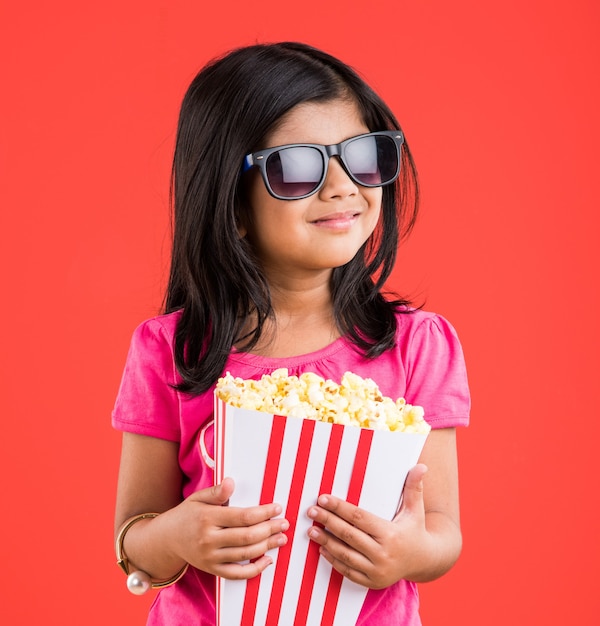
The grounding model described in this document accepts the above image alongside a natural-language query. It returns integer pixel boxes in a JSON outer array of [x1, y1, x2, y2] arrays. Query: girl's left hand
[[306, 464, 432, 589]]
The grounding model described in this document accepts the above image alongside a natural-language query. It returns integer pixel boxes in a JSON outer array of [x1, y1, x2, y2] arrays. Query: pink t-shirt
[[112, 308, 470, 625]]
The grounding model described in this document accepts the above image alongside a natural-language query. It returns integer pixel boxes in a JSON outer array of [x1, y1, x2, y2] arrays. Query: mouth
[[310, 210, 362, 228]]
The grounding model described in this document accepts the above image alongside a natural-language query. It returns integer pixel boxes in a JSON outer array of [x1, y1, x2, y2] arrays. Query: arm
[[306, 427, 462, 588], [114, 432, 289, 581]]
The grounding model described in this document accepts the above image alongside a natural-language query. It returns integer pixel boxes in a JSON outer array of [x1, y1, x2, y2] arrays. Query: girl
[[113, 42, 470, 625]]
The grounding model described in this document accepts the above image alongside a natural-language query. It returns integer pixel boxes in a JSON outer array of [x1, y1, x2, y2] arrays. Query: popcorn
[[215, 368, 430, 434]]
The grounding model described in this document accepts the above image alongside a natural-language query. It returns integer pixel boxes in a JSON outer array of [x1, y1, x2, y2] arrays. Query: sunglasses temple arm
[[242, 154, 253, 173]]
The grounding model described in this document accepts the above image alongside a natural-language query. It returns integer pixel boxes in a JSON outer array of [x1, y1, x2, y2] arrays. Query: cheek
[[242, 190, 290, 252], [240, 175, 271, 239], [365, 190, 383, 231]]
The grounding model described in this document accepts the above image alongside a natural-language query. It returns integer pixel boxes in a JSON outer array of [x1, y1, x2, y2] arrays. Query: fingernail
[[318, 495, 329, 506], [307, 507, 317, 519], [308, 527, 319, 539], [274, 504, 282, 515], [281, 520, 289, 531], [277, 535, 287, 546]]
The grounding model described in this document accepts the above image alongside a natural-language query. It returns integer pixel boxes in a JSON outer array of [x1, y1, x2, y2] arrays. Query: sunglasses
[[242, 130, 404, 200]]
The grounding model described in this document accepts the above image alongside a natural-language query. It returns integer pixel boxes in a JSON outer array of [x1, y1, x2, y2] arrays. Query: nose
[[319, 156, 358, 199]]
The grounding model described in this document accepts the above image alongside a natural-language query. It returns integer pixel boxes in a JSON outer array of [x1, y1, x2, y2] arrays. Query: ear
[[235, 199, 251, 239], [235, 209, 248, 238], [236, 175, 254, 239]]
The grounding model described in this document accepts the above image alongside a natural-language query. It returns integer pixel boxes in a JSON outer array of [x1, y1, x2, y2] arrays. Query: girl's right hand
[[165, 477, 289, 579]]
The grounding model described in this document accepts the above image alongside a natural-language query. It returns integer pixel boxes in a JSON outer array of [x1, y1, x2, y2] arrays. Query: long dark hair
[[165, 42, 419, 394]]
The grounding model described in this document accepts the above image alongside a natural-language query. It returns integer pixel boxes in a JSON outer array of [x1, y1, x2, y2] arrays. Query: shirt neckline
[[228, 334, 350, 369]]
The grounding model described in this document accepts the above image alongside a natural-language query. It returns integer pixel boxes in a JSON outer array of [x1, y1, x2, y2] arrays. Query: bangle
[[115, 512, 189, 595]]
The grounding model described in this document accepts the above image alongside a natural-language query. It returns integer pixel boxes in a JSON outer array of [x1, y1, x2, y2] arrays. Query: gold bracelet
[[115, 512, 189, 595]]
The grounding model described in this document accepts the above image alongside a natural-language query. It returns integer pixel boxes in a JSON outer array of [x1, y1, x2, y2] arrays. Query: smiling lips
[[310, 210, 362, 230]]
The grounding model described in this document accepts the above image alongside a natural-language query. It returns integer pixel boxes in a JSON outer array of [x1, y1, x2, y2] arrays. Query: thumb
[[189, 477, 236, 506], [397, 464, 428, 516]]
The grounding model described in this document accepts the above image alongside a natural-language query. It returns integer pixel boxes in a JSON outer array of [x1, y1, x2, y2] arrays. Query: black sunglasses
[[242, 130, 404, 200]]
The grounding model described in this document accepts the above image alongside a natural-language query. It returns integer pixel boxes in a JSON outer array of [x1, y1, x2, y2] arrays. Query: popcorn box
[[214, 397, 429, 626]]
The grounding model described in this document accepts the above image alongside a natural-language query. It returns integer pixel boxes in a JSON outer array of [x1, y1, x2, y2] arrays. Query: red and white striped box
[[214, 397, 429, 626]]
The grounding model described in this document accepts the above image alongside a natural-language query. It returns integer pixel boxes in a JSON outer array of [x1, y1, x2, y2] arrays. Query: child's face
[[242, 98, 382, 281]]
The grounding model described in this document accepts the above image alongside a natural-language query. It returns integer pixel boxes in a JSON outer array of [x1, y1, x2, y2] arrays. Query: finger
[[396, 464, 428, 517], [218, 502, 285, 528], [190, 479, 284, 528], [317, 545, 373, 588], [307, 524, 372, 573], [218, 528, 288, 563], [309, 495, 381, 538], [189, 477, 236, 506], [215, 517, 289, 550], [307, 503, 378, 554], [215, 554, 275, 580]]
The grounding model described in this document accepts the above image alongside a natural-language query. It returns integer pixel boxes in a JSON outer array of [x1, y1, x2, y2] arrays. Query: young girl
[[113, 42, 470, 625]]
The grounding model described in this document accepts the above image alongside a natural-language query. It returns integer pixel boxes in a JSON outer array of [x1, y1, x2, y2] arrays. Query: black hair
[[165, 42, 419, 394]]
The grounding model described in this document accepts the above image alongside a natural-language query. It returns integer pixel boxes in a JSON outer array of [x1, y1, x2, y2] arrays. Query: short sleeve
[[404, 314, 470, 429], [111, 318, 182, 441]]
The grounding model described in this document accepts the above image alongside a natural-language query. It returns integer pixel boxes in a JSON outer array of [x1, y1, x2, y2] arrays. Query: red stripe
[[259, 414, 288, 505], [239, 414, 287, 626], [293, 423, 345, 626], [265, 419, 316, 626], [320, 428, 374, 626]]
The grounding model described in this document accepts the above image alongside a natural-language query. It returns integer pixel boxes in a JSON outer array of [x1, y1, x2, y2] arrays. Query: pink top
[[113, 308, 470, 625]]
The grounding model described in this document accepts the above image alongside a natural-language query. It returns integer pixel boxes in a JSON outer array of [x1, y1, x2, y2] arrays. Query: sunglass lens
[[266, 147, 324, 198], [344, 135, 399, 186]]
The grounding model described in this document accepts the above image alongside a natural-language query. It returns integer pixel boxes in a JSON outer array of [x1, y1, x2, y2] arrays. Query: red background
[[1, 1, 598, 624]]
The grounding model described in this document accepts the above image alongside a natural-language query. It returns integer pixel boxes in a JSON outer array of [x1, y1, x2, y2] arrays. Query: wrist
[[405, 516, 462, 582], [116, 513, 188, 595]]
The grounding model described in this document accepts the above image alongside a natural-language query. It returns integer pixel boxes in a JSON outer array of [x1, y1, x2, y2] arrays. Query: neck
[[243, 269, 340, 357], [269, 271, 333, 319]]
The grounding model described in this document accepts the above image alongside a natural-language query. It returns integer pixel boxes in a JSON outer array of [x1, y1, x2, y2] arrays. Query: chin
[[324, 252, 362, 269]]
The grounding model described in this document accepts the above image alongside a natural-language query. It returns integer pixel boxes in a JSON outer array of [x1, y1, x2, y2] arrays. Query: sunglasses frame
[[242, 130, 404, 200]]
